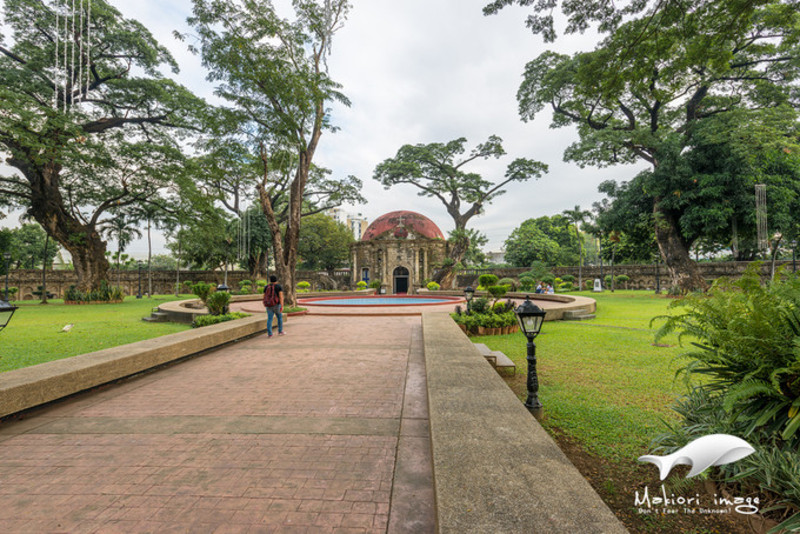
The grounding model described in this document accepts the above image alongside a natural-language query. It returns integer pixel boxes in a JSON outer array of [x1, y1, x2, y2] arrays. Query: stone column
[[383, 246, 389, 283], [352, 249, 358, 284], [421, 249, 427, 280], [414, 247, 420, 289]]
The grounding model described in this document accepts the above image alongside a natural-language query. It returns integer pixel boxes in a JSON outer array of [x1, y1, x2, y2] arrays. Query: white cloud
[[3, 0, 646, 257]]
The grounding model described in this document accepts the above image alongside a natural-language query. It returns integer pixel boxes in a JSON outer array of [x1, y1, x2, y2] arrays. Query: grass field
[[483, 290, 688, 463], [0, 295, 194, 373]]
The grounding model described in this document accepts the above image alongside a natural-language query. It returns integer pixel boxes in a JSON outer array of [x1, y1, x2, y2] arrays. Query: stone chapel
[[350, 210, 448, 294]]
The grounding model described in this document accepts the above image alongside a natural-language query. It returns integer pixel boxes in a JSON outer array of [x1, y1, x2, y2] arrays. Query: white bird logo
[[638, 434, 755, 480]]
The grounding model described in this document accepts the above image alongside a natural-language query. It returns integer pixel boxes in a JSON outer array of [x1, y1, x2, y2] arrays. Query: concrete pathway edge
[[422, 312, 628, 534]]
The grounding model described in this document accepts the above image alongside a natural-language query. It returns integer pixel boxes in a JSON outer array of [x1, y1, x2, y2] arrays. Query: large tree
[[493, 0, 800, 291], [504, 214, 580, 267], [187, 0, 352, 307], [297, 213, 354, 271], [374, 135, 547, 286], [0, 0, 205, 291]]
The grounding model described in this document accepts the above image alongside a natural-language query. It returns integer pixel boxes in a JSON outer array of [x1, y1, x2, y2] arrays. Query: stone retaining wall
[[457, 260, 795, 290], [3, 269, 353, 300]]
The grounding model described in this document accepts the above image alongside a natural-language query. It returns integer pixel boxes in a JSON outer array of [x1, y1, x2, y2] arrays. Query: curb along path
[[0, 315, 434, 533]]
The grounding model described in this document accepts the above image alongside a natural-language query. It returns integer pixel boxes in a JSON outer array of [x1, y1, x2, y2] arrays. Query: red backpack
[[263, 283, 280, 307]]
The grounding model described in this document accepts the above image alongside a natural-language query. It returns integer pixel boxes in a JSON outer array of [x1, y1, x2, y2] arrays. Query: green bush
[[519, 275, 535, 291], [478, 274, 499, 288], [541, 274, 555, 286], [192, 312, 249, 328], [256, 279, 267, 289], [498, 277, 518, 291], [655, 265, 800, 444], [470, 297, 490, 314], [356, 281, 367, 290], [561, 274, 575, 283], [190, 282, 214, 304], [427, 281, 440, 291], [205, 290, 231, 316], [559, 281, 573, 291], [297, 281, 311, 290], [487, 285, 508, 302], [491, 300, 515, 314], [369, 280, 382, 289], [64, 280, 124, 302], [652, 265, 800, 529], [239, 279, 253, 289], [585, 279, 593, 289], [5, 286, 18, 299]]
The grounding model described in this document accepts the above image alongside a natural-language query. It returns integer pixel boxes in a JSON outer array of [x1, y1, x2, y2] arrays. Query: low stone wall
[[0, 315, 267, 418], [4, 269, 354, 300], [421, 313, 626, 533], [456, 260, 796, 290]]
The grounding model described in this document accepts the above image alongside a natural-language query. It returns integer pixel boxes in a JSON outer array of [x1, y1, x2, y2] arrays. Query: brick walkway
[[0, 315, 434, 533]]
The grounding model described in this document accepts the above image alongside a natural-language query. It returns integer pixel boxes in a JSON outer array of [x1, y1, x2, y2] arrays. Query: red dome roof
[[362, 211, 444, 241]]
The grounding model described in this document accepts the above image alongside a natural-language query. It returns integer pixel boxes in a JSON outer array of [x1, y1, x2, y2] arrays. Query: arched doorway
[[393, 266, 409, 294]]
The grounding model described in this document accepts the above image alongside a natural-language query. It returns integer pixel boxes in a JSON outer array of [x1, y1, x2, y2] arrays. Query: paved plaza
[[0, 315, 434, 533]]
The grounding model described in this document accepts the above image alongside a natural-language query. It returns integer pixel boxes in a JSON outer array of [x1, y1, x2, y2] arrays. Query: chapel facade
[[350, 210, 448, 294]]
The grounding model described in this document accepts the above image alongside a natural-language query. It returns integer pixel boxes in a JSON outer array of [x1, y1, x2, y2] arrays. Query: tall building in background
[[326, 209, 369, 241]]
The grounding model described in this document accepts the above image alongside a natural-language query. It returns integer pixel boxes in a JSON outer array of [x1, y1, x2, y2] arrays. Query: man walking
[[263, 275, 285, 337]]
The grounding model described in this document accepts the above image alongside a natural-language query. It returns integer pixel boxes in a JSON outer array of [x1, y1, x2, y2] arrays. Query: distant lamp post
[[464, 286, 475, 314], [3, 252, 10, 301], [216, 283, 230, 292], [137, 260, 143, 299], [0, 299, 18, 333], [515, 296, 547, 415]]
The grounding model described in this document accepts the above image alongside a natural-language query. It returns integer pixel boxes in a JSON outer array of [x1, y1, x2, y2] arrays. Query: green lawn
[[483, 290, 688, 463], [0, 295, 194, 373]]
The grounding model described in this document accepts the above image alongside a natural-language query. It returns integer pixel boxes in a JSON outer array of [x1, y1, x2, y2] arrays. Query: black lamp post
[[464, 286, 475, 314], [515, 296, 547, 415], [3, 252, 10, 301], [0, 299, 18, 333], [137, 260, 143, 299]]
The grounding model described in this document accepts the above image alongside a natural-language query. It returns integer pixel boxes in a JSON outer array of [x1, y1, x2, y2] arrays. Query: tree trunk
[[16, 160, 111, 292], [175, 230, 181, 297], [147, 216, 153, 297], [258, 146, 311, 308], [41, 233, 49, 304], [654, 200, 707, 293], [434, 221, 469, 289]]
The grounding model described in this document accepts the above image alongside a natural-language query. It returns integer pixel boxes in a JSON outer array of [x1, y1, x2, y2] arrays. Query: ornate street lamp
[[0, 299, 18, 333], [464, 286, 475, 314], [3, 252, 10, 301], [515, 296, 547, 414], [137, 260, 143, 299]]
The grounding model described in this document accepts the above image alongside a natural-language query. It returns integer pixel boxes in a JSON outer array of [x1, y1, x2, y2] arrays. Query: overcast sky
[[3, 0, 646, 257]]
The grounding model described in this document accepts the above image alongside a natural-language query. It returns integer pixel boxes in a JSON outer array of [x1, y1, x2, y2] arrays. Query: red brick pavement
[[0, 315, 433, 533]]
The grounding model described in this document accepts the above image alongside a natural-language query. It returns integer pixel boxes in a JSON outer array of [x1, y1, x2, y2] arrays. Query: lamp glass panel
[[0, 309, 12, 327]]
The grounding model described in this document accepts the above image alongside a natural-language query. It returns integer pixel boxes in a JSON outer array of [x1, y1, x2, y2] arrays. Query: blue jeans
[[266, 305, 283, 335]]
